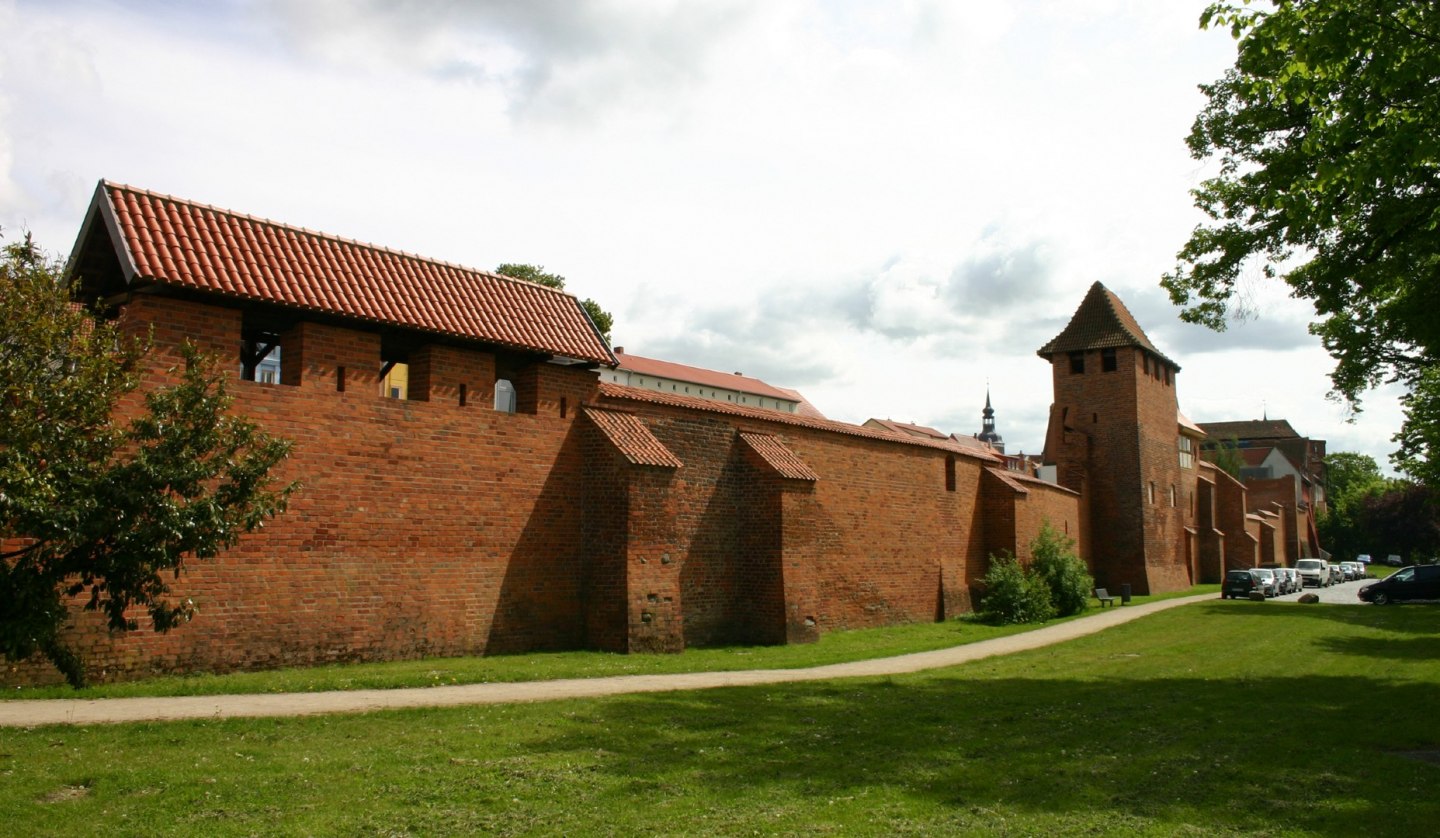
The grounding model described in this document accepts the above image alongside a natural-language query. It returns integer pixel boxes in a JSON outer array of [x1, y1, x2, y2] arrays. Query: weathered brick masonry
[[9, 182, 1268, 686], [5, 292, 1080, 685]]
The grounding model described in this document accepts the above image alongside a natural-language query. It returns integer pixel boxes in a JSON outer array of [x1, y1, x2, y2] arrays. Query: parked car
[[1345, 561, 1365, 580], [1328, 564, 1344, 584], [1297, 558, 1329, 588], [1359, 565, 1440, 605], [1284, 568, 1302, 593], [1386, 554, 1404, 566], [1222, 569, 1261, 599], [1252, 568, 1280, 597]]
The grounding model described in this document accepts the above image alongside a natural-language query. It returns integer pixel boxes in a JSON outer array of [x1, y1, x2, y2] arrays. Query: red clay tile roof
[[1178, 410, 1206, 437], [985, 466, 1080, 496], [1038, 281, 1177, 368], [864, 418, 950, 440], [739, 432, 820, 481], [82, 181, 614, 365], [612, 349, 800, 402], [1239, 446, 1274, 468], [583, 406, 683, 468], [598, 381, 1002, 464]]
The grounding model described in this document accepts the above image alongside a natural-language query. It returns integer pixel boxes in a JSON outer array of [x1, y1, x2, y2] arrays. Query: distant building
[[1197, 418, 1327, 562], [602, 348, 823, 417]]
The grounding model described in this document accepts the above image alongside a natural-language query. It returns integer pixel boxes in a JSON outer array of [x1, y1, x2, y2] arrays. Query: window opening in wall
[[379, 360, 409, 399], [1178, 436, 1194, 468], [336, 365, 347, 393], [560, 396, 568, 418], [1093, 413, 1098, 424], [1169, 485, 1177, 507], [1101, 347, 1117, 372], [494, 378, 516, 413], [945, 455, 956, 492], [1143, 354, 1150, 376], [240, 333, 282, 383], [1148, 481, 1156, 505], [459, 383, 468, 407], [1164, 367, 1172, 386], [1069, 351, 1085, 374]]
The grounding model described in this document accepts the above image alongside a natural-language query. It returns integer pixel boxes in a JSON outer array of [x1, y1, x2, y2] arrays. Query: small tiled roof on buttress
[[1038, 281, 1178, 369], [583, 406, 684, 468], [738, 432, 820, 481], [73, 181, 615, 366]]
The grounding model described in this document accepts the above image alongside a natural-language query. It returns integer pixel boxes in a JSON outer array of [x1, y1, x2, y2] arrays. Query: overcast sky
[[0, 0, 1409, 470]]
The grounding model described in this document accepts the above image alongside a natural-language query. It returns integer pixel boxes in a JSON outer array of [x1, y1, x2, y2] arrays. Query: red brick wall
[[980, 471, 1082, 568], [1246, 476, 1300, 564], [595, 397, 987, 640], [5, 297, 601, 685]]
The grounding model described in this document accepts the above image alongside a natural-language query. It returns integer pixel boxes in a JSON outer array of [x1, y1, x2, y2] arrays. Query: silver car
[[1251, 568, 1280, 597]]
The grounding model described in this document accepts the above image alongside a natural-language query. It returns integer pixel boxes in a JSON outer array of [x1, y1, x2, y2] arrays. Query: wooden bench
[[1094, 587, 1118, 608]]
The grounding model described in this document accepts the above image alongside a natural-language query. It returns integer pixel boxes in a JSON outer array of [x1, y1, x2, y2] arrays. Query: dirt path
[[0, 594, 1212, 727]]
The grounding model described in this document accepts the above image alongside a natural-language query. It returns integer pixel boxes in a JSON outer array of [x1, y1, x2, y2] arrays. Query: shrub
[[1030, 521, 1094, 617], [978, 552, 1056, 625]]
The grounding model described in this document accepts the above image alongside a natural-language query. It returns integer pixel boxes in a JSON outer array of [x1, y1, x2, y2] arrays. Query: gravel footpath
[[1, 593, 1221, 727]]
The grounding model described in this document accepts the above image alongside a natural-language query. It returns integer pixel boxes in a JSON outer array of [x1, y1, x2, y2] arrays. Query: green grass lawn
[[6, 587, 1215, 700], [2, 597, 1436, 836]]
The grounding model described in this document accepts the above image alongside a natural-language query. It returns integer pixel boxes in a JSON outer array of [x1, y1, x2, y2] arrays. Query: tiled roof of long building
[[76, 181, 615, 366]]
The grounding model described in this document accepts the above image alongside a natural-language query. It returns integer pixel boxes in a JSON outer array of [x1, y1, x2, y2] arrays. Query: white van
[[1296, 558, 1329, 588]]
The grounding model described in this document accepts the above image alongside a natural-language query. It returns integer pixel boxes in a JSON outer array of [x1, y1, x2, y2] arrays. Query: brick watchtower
[[1038, 282, 1192, 595]]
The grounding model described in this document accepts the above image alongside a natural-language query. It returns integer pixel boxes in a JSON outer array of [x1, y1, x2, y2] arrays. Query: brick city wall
[[588, 394, 1076, 640], [5, 296, 1084, 686], [5, 296, 599, 685]]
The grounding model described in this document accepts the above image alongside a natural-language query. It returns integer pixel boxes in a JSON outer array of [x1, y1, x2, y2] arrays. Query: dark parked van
[[1359, 565, 1440, 605]]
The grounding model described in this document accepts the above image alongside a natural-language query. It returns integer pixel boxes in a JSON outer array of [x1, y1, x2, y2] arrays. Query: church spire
[[978, 387, 1004, 453]]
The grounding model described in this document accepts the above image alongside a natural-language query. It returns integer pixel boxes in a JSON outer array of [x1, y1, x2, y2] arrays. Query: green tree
[[0, 233, 296, 687], [495, 263, 614, 344], [1317, 451, 1390, 560], [1205, 436, 1245, 479], [1029, 521, 1093, 617], [1163, 1, 1440, 482]]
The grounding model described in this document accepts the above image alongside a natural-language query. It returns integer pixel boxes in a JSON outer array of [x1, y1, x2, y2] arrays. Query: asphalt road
[[1267, 575, 1375, 604]]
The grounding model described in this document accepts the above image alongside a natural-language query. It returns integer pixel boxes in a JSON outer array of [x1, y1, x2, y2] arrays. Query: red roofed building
[[603, 348, 823, 417]]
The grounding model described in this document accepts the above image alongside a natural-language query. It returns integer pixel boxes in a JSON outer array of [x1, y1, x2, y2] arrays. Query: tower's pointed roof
[[1037, 281, 1178, 369]]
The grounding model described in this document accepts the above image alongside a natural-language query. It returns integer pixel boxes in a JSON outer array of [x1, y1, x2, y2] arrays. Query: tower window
[[1179, 436, 1194, 469], [1101, 348, 1117, 372], [1068, 351, 1085, 374], [945, 455, 956, 492]]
